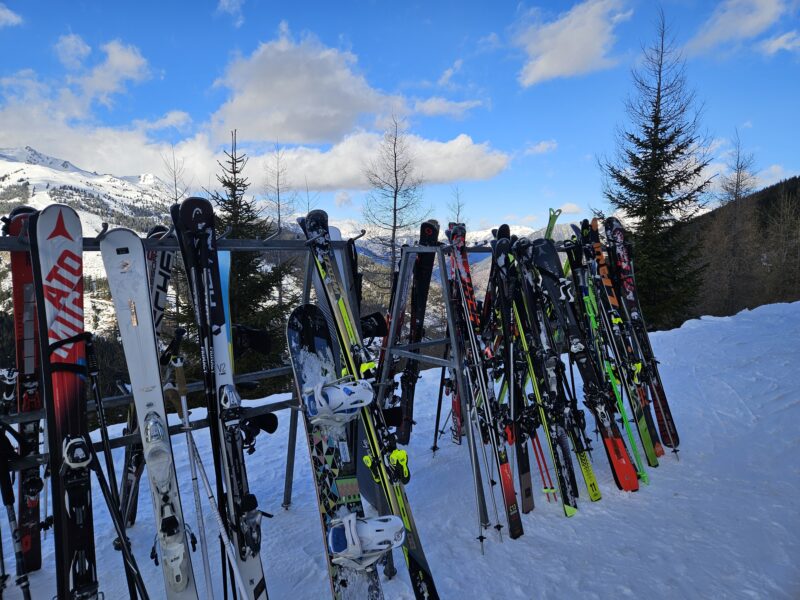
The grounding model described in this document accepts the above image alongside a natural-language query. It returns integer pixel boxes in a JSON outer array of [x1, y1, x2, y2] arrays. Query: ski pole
[[431, 365, 446, 452], [0, 509, 6, 593], [83, 335, 124, 506], [188, 433, 249, 599], [172, 353, 215, 600], [79, 436, 150, 599], [74, 333, 138, 599], [0, 426, 32, 600]]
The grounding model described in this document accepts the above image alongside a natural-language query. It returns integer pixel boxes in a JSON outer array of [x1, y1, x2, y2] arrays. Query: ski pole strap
[[49, 363, 88, 376], [48, 331, 93, 356]]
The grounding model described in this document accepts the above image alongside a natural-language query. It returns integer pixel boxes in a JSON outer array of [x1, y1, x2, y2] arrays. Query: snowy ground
[[3, 302, 799, 599]]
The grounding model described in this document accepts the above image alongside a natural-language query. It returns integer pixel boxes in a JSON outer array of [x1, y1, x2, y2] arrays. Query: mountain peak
[[0, 145, 86, 174]]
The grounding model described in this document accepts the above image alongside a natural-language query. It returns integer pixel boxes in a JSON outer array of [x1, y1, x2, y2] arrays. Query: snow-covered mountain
[[0, 147, 174, 321], [0, 146, 172, 239]]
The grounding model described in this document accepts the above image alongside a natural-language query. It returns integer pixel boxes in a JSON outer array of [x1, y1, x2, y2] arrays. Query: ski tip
[[564, 505, 578, 518]]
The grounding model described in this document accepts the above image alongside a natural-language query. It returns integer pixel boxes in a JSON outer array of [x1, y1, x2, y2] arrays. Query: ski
[[1, 206, 44, 573], [118, 223, 174, 528], [544, 207, 562, 240], [101, 227, 198, 599], [300, 209, 439, 599], [27, 204, 99, 598], [396, 220, 439, 445], [604, 217, 679, 450], [171, 197, 268, 600]]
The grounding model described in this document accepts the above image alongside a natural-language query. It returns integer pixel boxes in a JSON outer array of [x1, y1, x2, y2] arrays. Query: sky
[[0, 0, 798, 230]]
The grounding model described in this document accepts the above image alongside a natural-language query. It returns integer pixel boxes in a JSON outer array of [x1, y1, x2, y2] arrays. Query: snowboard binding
[[303, 378, 373, 429], [327, 512, 406, 571]]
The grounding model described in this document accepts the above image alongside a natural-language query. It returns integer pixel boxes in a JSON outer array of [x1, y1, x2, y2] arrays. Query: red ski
[[1, 206, 44, 572]]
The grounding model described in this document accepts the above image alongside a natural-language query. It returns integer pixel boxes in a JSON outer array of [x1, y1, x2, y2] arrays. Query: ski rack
[[372, 242, 494, 533], [0, 231, 496, 520], [0, 233, 322, 508]]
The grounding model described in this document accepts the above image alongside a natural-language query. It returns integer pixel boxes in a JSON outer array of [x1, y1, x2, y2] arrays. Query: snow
[[3, 302, 799, 598]]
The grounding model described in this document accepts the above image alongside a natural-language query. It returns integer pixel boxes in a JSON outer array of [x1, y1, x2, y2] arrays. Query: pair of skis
[[171, 197, 269, 600], [100, 227, 199, 598], [24, 204, 149, 598]]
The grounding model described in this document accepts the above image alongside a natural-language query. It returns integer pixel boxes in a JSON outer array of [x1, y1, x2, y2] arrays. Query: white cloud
[[248, 132, 510, 191], [524, 139, 558, 155], [478, 32, 501, 52], [759, 30, 800, 54], [559, 202, 582, 214], [0, 27, 509, 194], [334, 191, 352, 207], [134, 110, 192, 131], [55, 34, 91, 70], [437, 59, 463, 86], [211, 24, 400, 144], [78, 40, 150, 108], [686, 0, 786, 54], [741, 120, 753, 128], [757, 164, 786, 186], [414, 97, 482, 118], [514, 0, 631, 87], [520, 214, 538, 224], [217, 0, 244, 28], [412, 133, 509, 185], [0, 3, 22, 28]]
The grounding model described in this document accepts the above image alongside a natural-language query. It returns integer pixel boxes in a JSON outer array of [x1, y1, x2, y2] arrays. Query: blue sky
[[0, 1, 797, 229]]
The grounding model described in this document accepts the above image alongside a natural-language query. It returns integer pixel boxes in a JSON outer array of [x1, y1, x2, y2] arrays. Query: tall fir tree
[[601, 10, 711, 329], [209, 130, 295, 379]]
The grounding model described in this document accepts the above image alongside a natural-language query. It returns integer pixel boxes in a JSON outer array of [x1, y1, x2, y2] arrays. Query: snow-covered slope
[[0, 147, 174, 324], [0, 146, 171, 241], [4, 301, 799, 598]]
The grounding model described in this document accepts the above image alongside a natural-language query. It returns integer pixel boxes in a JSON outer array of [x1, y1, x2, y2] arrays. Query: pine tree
[[601, 10, 711, 329], [209, 131, 295, 378]]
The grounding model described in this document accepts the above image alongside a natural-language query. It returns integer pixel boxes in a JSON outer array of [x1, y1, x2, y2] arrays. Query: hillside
[[682, 176, 800, 320], [3, 301, 798, 598]]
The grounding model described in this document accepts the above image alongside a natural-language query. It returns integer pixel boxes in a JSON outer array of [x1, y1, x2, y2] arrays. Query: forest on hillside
[[684, 176, 800, 320]]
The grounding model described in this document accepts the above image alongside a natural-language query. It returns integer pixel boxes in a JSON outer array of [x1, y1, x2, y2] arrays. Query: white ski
[[100, 228, 198, 599]]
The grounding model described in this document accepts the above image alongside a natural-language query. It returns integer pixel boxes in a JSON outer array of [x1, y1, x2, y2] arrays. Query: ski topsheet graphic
[[27, 204, 98, 598], [100, 228, 198, 599]]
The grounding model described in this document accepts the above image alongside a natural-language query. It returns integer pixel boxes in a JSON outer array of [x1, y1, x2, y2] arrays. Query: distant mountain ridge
[[0, 146, 172, 236]]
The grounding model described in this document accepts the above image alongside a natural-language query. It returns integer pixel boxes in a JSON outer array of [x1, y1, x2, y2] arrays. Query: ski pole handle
[[160, 328, 187, 366]]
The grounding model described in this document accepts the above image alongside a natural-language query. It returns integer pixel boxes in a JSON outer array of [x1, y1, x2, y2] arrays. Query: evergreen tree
[[209, 131, 295, 380], [601, 10, 711, 329]]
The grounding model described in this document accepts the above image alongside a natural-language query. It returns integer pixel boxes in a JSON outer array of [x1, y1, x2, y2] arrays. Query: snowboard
[[287, 304, 383, 600]]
